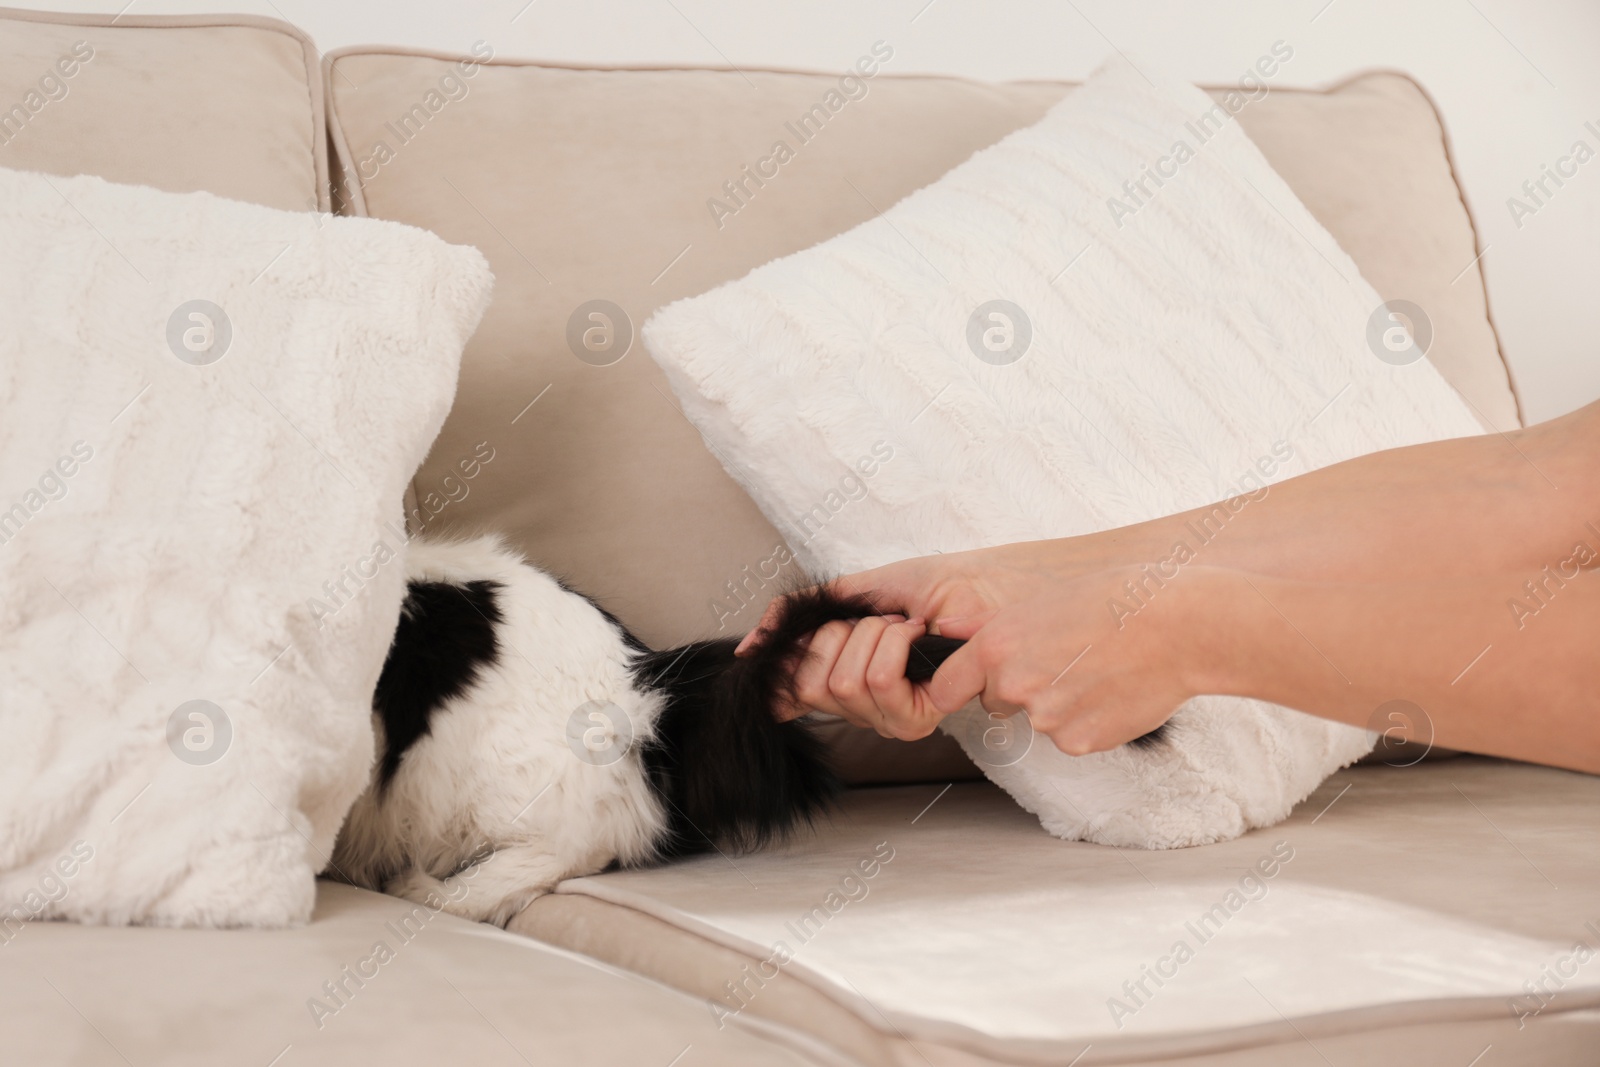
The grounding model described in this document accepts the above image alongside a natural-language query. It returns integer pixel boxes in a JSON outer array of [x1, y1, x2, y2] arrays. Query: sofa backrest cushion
[[0, 8, 327, 211], [325, 52, 1515, 781]]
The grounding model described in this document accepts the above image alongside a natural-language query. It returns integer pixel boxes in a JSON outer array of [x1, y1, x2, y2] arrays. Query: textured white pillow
[[0, 166, 491, 926], [643, 58, 1484, 848]]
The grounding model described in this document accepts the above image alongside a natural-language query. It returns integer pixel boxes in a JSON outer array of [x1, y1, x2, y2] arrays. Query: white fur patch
[[334, 537, 667, 926]]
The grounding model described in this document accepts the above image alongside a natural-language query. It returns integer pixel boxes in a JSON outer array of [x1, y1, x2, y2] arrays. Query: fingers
[[827, 617, 930, 738], [925, 632, 1095, 741], [1040, 704, 1175, 757], [735, 563, 912, 657], [783, 614, 907, 720], [864, 619, 937, 738], [785, 619, 855, 720], [1018, 683, 1092, 757], [924, 638, 990, 717], [1040, 712, 1117, 757], [825, 616, 893, 721], [784, 615, 942, 739], [1022, 672, 1179, 757]]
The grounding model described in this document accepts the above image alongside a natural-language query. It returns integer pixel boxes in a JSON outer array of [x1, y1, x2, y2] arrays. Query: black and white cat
[[332, 535, 1159, 925], [331, 536, 950, 925]]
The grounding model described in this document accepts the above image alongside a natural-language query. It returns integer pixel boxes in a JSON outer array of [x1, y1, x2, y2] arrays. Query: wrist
[[1026, 523, 1182, 584], [1164, 565, 1273, 698]]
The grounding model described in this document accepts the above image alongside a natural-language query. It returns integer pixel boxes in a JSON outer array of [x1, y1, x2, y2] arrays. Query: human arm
[[755, 402, 1600, 772]]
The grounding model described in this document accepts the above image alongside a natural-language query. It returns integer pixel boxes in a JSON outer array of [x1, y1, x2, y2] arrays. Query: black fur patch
[[372, 579, 503, 790], [634, 636, 840, 859], [632, 588, 882, 857]]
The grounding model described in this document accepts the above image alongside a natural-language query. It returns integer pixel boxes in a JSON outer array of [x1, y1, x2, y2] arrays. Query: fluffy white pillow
[[0, 166, 491, 925], [643, 58, 1484, 848]]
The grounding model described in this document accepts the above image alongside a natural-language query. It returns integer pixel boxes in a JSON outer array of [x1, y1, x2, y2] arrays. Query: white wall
[[21, 0, 1599, 422]]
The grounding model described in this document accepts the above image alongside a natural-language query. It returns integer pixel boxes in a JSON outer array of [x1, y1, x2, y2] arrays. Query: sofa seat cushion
[[0, 8, 328, 210], [0, 881, 828, 1066], [514, 757, 1600, 1066]]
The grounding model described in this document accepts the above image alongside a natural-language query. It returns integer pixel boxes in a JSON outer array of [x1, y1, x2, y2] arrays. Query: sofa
[[3, 8, 1597, 1066]]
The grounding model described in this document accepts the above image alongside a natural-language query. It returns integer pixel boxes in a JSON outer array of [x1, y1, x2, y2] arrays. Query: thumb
[[930, 611, 994, 641], [926, 637, 988, 716]]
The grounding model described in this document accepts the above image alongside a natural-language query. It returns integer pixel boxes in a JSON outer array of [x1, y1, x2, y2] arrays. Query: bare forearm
[[1036, 403, 1600, 586], [1183, 566, 1600, 773], [794, 402, 1600, 772]]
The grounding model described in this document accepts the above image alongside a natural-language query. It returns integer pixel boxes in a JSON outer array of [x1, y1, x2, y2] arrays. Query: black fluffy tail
[[633, 586, 891, 857], [634, 636, 838, 859], [634, 585, 1165, 858]]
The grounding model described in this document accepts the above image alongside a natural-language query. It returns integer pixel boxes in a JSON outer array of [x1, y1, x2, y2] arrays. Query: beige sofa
[[4, 8, 1597, 1066]]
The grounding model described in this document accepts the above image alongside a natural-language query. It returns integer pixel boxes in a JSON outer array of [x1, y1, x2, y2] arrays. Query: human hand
[[736, 540, 1088, 659], [750, 544, 1044, 738], [781, 564, 1228, 754]]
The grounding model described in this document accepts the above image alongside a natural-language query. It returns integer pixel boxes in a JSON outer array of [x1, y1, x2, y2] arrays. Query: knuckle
[[1025, 706, 1061, 734], [994, 676, 1031, 709], [794, 674, 828, 709], [830, 671, 864, 701], [973, 632, 1013, 670], [856, 616, 888, 640], [866, 666, 899, 691], [816, 620, 851, 644]]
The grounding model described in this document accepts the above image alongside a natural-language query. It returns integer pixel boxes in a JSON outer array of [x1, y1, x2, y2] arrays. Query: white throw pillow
[[643, 58, 1485, 848], [0, 166, 492, 925]]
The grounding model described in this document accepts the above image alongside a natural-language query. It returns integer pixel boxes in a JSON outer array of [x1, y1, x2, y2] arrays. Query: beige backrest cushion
[[326, 53, 1515, 780], [0, 7, 327, 211], [327, 55, 1514, 643], [1220, 72, 1515, 434]]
